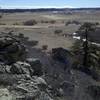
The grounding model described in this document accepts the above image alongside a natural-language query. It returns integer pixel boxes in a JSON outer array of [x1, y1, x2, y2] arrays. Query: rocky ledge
[[0, 32, 99, 100]]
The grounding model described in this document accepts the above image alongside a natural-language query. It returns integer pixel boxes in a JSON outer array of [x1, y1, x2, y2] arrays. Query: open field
[[0, 11, 100, 50]]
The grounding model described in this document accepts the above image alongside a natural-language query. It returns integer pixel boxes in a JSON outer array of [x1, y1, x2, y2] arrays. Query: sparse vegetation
[[42, 45, 48, 50], [49, 20, 56, 24], [0, 13, 3, 18], [54, 30, 63, 35], [41, 20, 56, 24], [0, 23, 6, 25], [65, 20, 80, 26], [13, 22, 20, 25], [23, 19, 37, 26], [72, 22, 100, 80], [41, 20, 49, 23]]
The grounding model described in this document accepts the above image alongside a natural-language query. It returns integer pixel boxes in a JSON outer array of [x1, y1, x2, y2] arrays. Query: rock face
[[0, 88, 12, 100], [9, 76, 48, 100], [60, 81, 75, 97], [0, 63, 11, 74], [26, 58, 43, 76], [0, 74, 53, 100], [0, 61, 53, 100], [0, 33, 99, 100], [51, 47, 72, 71], [0, 33, 26, 64], [87, 85, 100, 100], [10, 61, 33, 75], [0, 33, 52, 100]]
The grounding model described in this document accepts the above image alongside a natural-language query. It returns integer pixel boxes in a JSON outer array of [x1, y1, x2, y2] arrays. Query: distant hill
[[0, 8, 100, 13]]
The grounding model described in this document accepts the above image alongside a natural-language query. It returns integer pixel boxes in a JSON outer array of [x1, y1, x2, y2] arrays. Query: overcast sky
[[0, 0, 100, 8]]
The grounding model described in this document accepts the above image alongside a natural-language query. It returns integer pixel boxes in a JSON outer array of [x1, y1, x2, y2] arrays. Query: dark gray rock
[[0, 34, 26, 64], [10, 61, 34, 75], [36, 92, 53, 100], [9, 76, 52, 100], [26, 58, 43, 76], [51, 47, 72, 71], [0, 63, 11, 74], [87, 85, 100, 100], [60, 81, 75, 97]]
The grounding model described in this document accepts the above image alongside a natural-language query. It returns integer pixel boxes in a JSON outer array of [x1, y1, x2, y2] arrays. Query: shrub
[[95, 22, 99, 25], [0, 15, 2, 18], [72, 20, 80, 25], [18, 33, 24, 38], [65, 20, 80, 26], [54, 30, 63, 35], [42, 45, 48, 50], [65, 21, 71, 26], [41, 20, 56, 24], [26, 40, 38, 46], [49, 20, 56, 24], [0, 23, 6, 25], [23, 20, 37, 26], [41, 20, 49, 23], [13, 22, 20, 25]]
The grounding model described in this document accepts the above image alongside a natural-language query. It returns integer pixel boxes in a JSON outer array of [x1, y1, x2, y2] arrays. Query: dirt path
[[0, 25, 49, 29], [0, 24, 64, 29]]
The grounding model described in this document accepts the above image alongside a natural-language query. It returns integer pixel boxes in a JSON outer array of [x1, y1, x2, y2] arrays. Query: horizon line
[[1, 5, 100, 9]]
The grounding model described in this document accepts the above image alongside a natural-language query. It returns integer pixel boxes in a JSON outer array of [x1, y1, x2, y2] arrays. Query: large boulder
[[0, 33, 26, 64], [8, 75, 52, 100], [10, 61, 34, 75], [0, 63, 11, 74], [26, 58, 43, 76], [52, 47, 72, 71]]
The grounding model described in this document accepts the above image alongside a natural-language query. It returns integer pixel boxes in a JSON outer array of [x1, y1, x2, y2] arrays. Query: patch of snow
[[73, 33, 77, 35], [83, 39, 86, 42], [72, 32, 100, 47], [73, 36, 80, 40], [92, 42, 100, 46]]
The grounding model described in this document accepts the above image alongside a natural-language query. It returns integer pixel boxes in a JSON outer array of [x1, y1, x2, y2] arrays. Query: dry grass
[[0, 11, 100, 50]]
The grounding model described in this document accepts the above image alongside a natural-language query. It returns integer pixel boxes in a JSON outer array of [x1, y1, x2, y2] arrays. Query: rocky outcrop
[[9, 76, 48, 100], [0, 74, 53, 100], [0, 33, 53, 100], [0, 59, 53, 100], [0, 33, 99, 100], [0, 88, 12, 100], [26, 58, 43, 76], [0, 63, 11, 74], [0, 33, 26, 64], [51, 47, 72, 71], [10, 61, 33, 75]]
